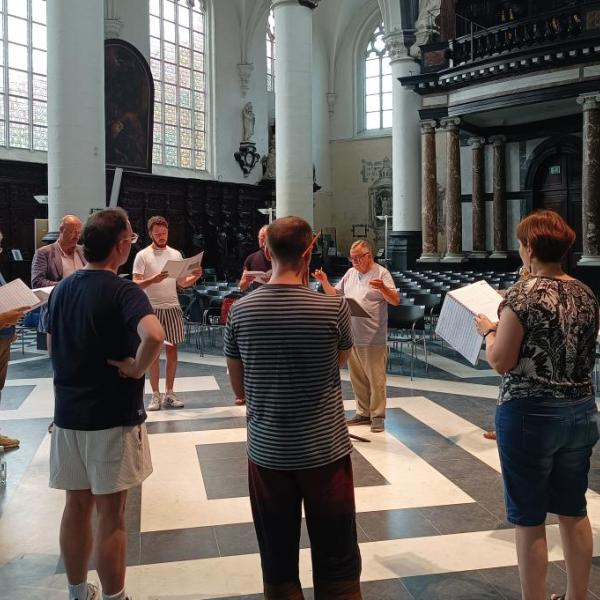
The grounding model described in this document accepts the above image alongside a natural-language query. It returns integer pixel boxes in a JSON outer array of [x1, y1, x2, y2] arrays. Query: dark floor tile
[[359, 578, 414, 599], [402, 571, 505, 599], [146, 416, 247, 434], [197, 441, 247, 461], [203, 474, 248, 499], [478, 562, 578, 599], [418, 503, 507, 535], [357, 508, 438, 541], [214, 522, 260, 557], [140, 526, 219, 564], [56, 530, 142, 573], [350, 451, 389, 487], [0, 385, 35, 410], [0, 553, 61, 587], [203, 578, 413, 600], [200, 455, 247, 479]]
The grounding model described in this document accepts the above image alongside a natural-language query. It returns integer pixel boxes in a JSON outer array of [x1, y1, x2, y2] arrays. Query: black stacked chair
[[387, 304, 428, 380]]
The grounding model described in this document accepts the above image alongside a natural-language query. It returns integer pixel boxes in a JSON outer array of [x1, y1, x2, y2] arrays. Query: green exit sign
[[550, 165, 561, 175]]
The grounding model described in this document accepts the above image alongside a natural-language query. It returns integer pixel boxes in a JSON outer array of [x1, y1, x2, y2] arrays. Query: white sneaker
[[86, 583, 100, 600], [147, 392, 162, 411], [162, 391, 184, 408]]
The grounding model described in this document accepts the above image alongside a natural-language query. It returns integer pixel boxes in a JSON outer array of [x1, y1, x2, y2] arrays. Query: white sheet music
[[246, 270, 272, 284], [32, 286, 55, 306], [0, 279, 42, 313], [164, 252, 204, 278], [435, 280, 503, 366]]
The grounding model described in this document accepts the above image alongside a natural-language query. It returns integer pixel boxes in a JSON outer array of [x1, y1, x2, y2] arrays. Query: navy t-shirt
[[47, 269, 154, 431]]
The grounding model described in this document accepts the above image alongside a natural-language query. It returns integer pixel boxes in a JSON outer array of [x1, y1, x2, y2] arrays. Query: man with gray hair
[[32, 214, 86, 332], [314, 239, 399, 433]]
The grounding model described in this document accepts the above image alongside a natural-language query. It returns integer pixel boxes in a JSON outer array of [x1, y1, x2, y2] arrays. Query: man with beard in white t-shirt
[[133, 216, 202, 410]]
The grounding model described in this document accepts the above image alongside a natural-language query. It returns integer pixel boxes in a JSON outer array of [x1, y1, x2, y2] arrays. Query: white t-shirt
[[335, 263, 395, 346], [132, 245, 182, 309]]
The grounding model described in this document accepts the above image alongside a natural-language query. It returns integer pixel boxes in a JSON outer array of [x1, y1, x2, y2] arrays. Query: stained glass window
[[0, 0, 47, 150], [266, 9, 275, 92], [364, 22, 392, 131], [150, 0, 207, 171]]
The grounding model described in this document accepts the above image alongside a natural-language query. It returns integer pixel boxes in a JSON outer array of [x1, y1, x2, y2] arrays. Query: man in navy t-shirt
[[47, 208, 164, 600]]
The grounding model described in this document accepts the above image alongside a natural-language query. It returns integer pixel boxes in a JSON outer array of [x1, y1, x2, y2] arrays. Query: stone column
[[47, 0, 106, 235], [489, 135, 508, 259], [440, 117, 465, 262], [577, 93, 600, 265], [385, 32, 422, 270], [469, 137, 487, 258], [272, 0, 319, 225], [418, 120, 439, 261]]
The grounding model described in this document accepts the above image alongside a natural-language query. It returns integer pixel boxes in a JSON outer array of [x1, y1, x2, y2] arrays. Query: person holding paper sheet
[[314, 239, 399, 433], [0, 231, 30, 449], [239, 225, 271, 292], [474, 210, 599, 600], [133, 216, 202, 411]]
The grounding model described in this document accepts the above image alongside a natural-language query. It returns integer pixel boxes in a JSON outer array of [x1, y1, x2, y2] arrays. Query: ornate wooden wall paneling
[[0, 161, 47, 282], [0, 160, 271, 282]]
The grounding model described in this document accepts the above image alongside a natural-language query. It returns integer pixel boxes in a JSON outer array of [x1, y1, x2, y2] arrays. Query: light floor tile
[[141, 423, 472, 532], [144, 376, 219, 394]]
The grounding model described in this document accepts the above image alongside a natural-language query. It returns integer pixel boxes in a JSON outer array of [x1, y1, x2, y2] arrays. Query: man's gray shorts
[[49, 423, 153, 495]]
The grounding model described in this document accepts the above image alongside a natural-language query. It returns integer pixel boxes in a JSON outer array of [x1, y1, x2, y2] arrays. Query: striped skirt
[[154, 306, 185, 345]]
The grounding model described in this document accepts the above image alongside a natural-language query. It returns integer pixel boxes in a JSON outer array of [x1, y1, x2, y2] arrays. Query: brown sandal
[[234, 398, 246, 406], [550, 594, 566, 600], [483, 430, 497, 440]]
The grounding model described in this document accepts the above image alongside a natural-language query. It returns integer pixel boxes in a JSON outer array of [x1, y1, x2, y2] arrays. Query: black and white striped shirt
[[224, 284, 354, 470]]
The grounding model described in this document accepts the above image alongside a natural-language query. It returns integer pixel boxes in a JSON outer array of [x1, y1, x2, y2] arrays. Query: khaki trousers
[[348, 344, 387, 420]]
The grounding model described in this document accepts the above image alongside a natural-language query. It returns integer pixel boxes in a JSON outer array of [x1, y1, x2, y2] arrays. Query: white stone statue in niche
[[242, 102, 255, 142], [411, 0, 441, 56]]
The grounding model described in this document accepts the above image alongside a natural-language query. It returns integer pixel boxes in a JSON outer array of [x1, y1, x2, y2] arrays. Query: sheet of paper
[[448, 280, 503, 322], [164, 252, 204, 279], [345, 297, 371, 318], [435, 295, 484, 365], [246, 270, 271, 284], [0, 278, 42, 313], [32, 286, 55, 306]]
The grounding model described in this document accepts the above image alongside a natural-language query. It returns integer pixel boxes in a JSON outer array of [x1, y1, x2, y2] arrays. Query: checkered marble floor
[[1, 342, 599, 599]]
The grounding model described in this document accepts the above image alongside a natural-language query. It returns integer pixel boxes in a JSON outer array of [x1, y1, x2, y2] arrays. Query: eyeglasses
[[348, 252, 369, 263], [123, 233, 139, 244]]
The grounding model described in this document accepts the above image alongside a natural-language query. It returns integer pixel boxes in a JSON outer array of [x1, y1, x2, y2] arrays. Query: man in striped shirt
[[224, 216, 362, 599]]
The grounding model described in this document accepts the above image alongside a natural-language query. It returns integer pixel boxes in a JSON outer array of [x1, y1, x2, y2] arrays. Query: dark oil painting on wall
[[105, 39, 154, 172]]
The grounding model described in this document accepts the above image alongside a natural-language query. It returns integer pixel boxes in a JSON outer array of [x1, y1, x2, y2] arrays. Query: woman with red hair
[[475, 210, 599, 600]]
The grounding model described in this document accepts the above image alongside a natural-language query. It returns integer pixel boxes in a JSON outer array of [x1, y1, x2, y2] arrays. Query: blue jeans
[[495, 396, 599, 526]]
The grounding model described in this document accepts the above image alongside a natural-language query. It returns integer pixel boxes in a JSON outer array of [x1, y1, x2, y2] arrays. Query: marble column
[[385, 32, 422, 270], [418, 120, 439, 261], [47, 0, 106, 234], [440, 117, 465, 262], [577, 93, 600, 266], [272, 0, 319, 225], [469, 137, 487, 258], [489, 135, 508, 259]]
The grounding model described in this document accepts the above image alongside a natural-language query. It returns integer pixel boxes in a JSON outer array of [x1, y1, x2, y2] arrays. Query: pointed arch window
[[266, 9, 275, 92], [364, 22, 392, 131], [149, 0, 207, 171]]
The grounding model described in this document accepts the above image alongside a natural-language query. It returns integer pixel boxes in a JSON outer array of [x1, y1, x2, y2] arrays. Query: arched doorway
[[526, 137, 582, 269]]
